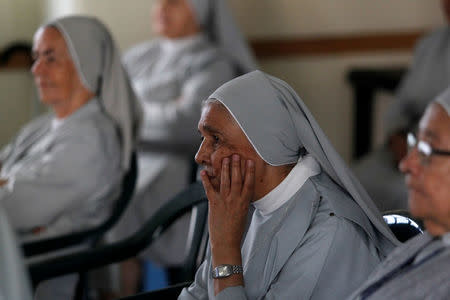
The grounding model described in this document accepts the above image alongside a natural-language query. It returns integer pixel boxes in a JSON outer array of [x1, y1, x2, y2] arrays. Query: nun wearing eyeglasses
[[113, 0, 256, 290], [179, 71, 399, 300], [0, 15, 141, 300], [348, 89, 450, 300]]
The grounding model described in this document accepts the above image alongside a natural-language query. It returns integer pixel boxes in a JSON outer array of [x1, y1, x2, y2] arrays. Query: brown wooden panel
[[250, 31, 425, 58]]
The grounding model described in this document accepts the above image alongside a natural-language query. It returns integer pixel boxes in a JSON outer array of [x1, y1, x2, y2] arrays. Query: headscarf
[[209, 70, 399, 256], [43, 16, 142, 170], [435, 86, 450, 115], [187, 0, 257, 74]]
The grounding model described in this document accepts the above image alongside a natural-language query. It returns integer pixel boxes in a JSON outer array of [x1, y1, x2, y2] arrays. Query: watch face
[[217, 265, 232, 277]]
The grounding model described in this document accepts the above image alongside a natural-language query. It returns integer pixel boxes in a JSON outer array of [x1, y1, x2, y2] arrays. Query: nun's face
[[196, 102, 268, 193], [400, 104, 450, 235], [152, 0, 200, 39], [31, 27, 84, 108]]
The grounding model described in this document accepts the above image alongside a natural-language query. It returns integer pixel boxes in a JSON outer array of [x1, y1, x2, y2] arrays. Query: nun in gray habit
[[0, 15, 141, 300], [348, 91, 450, 300], [179, 71, 398, 300], [0, 15, 141, 240], [115, 0, 256, 266]]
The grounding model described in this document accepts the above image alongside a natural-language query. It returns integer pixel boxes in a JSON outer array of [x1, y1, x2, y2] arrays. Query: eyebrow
[[422, 128, 440, 143], [199, 123, 222, 135], [32, 48, 55, 58]]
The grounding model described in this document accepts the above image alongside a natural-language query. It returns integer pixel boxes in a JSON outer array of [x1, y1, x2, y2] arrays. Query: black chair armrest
[[22, 152, 138, 257], [28, 182, 206, 286]]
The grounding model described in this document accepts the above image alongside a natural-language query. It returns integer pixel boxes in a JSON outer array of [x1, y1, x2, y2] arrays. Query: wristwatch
[[211, 264, 243, 279]]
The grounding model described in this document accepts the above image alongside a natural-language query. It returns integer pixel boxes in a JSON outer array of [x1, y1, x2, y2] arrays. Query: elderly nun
[[353, 0, 450, 212], [179, 71, 398, 300], [113, 0, 256, 292], [0, 15, 141, 300], [348, 89, 450, 300]]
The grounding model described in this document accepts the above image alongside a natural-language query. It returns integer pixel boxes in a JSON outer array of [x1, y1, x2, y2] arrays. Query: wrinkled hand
[[201, 154, 255, 251]]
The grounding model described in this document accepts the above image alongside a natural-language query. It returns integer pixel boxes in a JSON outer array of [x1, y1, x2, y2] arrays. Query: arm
[[140, 60, 235, 149], [1, 131, 114, 232]]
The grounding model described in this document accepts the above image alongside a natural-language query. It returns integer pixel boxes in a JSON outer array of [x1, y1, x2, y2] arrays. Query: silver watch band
[[211, 264, 243, 279]]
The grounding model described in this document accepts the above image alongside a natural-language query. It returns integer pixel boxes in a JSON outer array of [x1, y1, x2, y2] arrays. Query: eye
[[213, 135, 219, 142]]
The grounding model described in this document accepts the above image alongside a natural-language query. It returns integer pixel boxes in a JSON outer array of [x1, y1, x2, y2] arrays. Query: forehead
[[199, 102, 235, 129], [33, 26, 68, 54], [419, 103, 450, 147]]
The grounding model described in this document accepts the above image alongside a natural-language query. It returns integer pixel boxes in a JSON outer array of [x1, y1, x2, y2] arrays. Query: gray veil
[[187, 0, 257, 74], [44, 16, 142, 170], [435, 86, 450, 115], [209, 70, 399, 256]]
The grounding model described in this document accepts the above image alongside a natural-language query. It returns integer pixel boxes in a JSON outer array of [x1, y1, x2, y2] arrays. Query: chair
[[22, 152, 138, 257], [27, 181, 208, 299], [347, 67, 406, 159], [383, 210, 423, 242]]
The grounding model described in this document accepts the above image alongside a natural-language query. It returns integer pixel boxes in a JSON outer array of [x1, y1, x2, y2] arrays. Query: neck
[[52, 90, 94, 119], [253, 164, 295, 201], [424, 220, 449, 237]]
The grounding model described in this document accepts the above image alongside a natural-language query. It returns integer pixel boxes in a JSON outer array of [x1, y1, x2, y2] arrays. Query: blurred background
[[0, 0, 445, 162]]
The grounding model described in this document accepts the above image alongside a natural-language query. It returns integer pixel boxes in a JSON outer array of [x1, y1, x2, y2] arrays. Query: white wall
[[0, 0, 39, 48], [1, 0, 446, 159]]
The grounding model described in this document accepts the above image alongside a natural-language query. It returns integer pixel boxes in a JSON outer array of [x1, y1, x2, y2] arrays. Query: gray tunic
[[0, 99, 122, 239], [0, 205, 32, 300], [385, 26, 450, 135], [179, 173, 383, 300], [354, 27, 450, 212], [114, 36, 235, 265], [348, 232, 450, 300]]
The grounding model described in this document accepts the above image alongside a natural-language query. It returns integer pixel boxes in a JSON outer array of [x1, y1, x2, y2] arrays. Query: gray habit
[[180, 173, 383, 300], [354, 26, 450, 212], [0, 205, 32, 300], [180, 71, 398, 299], [347, 232, 450, 300], [0, 99, 121, 239]]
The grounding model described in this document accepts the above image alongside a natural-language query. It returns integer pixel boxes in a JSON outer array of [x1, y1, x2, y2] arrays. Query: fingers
[[200, 170, 216, 201], [220, 157, 230, 196], [230, 154, 243, 196], [242, 160, 255, 201]]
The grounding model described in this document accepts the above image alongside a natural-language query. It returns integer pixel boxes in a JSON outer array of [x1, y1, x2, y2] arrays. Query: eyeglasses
[[407, 132, 450, 165]]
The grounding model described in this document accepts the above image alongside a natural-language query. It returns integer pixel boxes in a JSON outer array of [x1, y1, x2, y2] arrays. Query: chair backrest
[[22, 152, 138, 257], [28, 181, 208, 287], [383, 210, 423, 243]]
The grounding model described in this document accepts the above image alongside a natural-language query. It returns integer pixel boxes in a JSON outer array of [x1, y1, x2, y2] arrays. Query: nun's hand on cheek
[[200, 154, 255, 262]]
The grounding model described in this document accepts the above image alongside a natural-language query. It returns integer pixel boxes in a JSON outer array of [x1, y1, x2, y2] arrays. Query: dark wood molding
[[250, 31, 426, 58]]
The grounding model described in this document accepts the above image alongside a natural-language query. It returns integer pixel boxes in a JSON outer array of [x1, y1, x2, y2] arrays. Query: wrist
[[211, 246, 242, 268]]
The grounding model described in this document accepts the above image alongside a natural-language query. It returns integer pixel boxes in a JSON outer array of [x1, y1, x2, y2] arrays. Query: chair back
[[383, 210, 423, 243]]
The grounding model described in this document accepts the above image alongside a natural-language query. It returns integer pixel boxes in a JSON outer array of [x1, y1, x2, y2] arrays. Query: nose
[[195, 140, 210, 166], [31, 58, 43, 77], [399, 147, 420, 175]]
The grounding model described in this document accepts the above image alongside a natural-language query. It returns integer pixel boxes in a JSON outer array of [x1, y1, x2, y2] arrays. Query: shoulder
[[181, 40, 235, 78], [57, 102, 118, 146], [414, 27, 450, 54], [123, 40, 160, 65]]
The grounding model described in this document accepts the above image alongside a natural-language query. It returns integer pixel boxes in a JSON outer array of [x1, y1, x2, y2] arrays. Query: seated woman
[[348, 90, 450, 300], [179, 71, 398, 299], [1, 15, 142, 300], [0, 16, 141, 241]]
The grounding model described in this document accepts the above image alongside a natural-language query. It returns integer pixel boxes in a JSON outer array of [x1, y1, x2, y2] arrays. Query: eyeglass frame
[[406, 132, 450, 165]]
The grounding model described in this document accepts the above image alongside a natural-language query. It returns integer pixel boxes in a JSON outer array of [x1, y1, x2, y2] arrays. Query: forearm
[[211, 247, 244, 295]]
